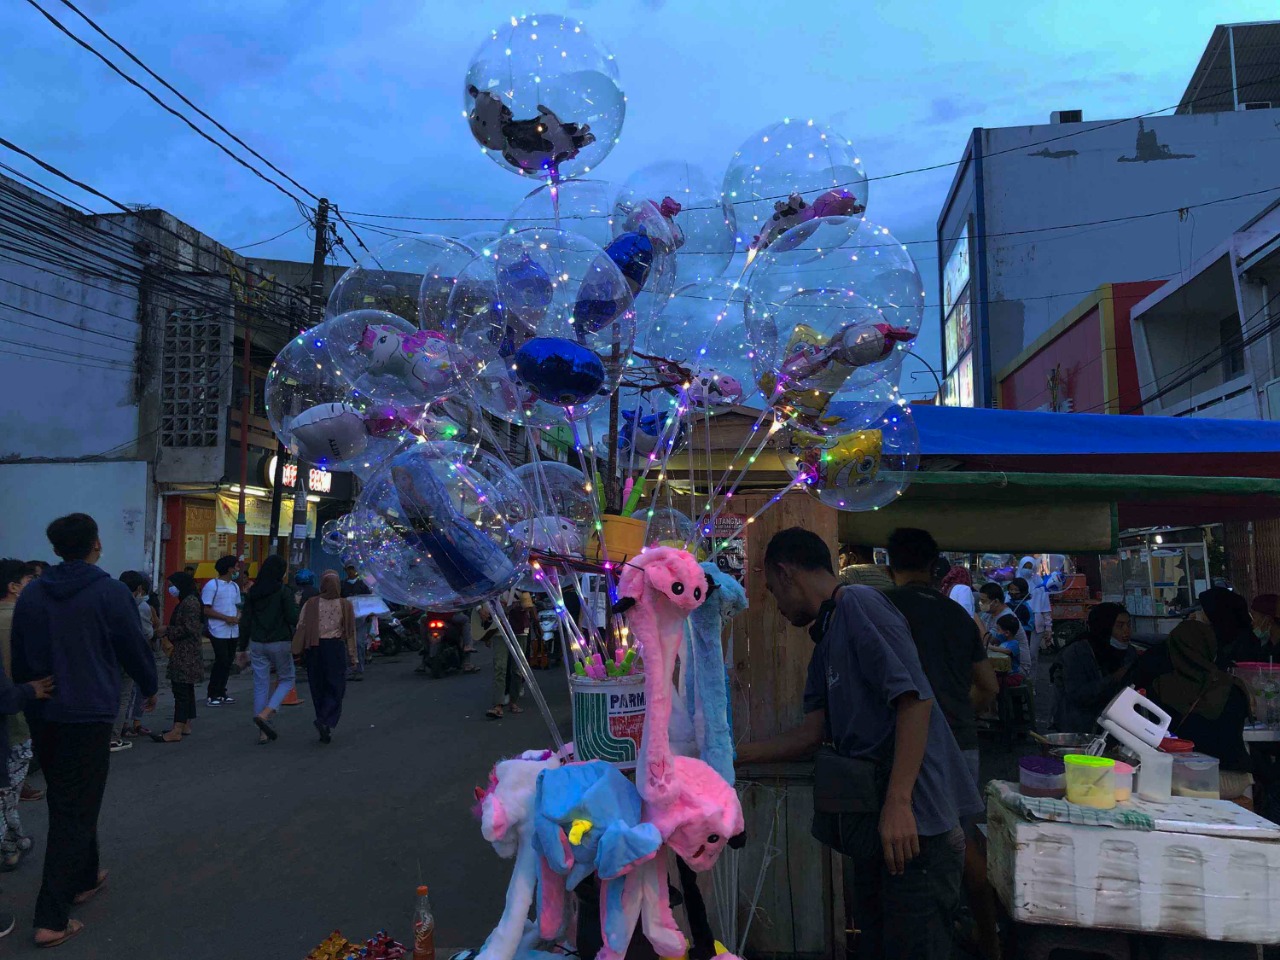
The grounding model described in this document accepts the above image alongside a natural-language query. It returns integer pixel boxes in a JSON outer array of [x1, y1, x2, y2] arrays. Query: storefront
[[160, 448, 352, 584]]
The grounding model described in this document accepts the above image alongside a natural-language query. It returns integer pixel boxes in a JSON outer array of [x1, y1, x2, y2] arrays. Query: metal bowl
[[1038, 733, 1098, 759]]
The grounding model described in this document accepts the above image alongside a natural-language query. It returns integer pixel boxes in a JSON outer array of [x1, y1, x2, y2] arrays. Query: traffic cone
[[269, 678, 304, 706]]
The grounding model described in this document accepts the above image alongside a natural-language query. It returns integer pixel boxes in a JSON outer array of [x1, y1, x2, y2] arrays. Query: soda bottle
[[413, 885, 435, 960]]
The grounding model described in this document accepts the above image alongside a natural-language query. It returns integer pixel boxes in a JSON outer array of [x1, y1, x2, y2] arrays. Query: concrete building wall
[[0, 179, 147, 460], [0, 461, 152, 576], [940, 108, 1280, 405]]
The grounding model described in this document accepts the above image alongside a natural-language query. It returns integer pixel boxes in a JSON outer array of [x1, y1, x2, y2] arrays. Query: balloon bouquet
[[261, 11, 926, 960]]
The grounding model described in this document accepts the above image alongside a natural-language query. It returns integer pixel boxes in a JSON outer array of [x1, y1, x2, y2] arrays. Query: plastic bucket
[[1064, 754, 1116, 809], [570, 674, 647, 769], [588, 515, 647, 565]]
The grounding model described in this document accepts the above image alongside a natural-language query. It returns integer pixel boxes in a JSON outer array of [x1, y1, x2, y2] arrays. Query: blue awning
[[912, 406, 1280, 478]]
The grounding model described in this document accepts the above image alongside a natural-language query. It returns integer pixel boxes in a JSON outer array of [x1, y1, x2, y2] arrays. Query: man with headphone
[[737, 528, 979, 960]]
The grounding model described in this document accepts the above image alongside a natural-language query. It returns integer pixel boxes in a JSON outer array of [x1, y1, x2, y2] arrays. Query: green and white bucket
[[570, 674, 646, 769]]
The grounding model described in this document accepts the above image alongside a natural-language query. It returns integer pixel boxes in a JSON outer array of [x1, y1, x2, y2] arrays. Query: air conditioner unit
[[1239, 101, 1273, 111], [1266, 378, 1280, 419], [1050, 109, 1083, 124]]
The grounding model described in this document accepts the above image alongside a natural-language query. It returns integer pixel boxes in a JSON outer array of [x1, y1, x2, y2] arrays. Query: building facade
[[0, 171, 349, 585], [937, 21, 1280, 407]]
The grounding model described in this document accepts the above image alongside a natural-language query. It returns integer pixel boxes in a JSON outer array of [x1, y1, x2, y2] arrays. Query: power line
[[21, 0, 311, 209], [234, 220, 309, 250], [51, 0, 322, 204]]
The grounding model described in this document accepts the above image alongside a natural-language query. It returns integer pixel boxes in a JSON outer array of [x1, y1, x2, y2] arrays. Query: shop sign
[[264, 455, 332, 494], [216, 494, 317, 538]]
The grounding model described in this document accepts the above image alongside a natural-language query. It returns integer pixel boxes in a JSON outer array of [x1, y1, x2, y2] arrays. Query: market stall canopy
[[839, 406, 1280, 552]]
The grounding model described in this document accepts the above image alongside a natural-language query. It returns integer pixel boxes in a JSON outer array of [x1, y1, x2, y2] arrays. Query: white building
[[936, 21, 1280, 407], [0, 171, 319, 580]]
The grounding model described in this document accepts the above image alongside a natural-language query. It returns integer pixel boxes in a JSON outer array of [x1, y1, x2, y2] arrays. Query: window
[[1219, 313, 1245, 381]]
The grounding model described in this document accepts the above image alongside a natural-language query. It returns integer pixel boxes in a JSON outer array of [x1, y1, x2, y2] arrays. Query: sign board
[[704, 513, 747, 583], [215, 494, 317, 538], [264, 455, 333, 495]]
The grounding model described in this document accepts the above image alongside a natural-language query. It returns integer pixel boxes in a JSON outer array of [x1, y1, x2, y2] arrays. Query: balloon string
[[692, 417, 785, 543], [639, 387, 690, 544], [704, 477, 806, 563], [490, 599, 564, 752]]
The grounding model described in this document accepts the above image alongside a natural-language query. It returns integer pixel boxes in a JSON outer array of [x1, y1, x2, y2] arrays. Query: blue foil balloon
[[605, 232, 654, 296], [513, 336, 606, 406], [497, 252, 554, 330]]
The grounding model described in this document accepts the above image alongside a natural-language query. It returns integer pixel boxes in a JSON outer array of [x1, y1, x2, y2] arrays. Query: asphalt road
[[2, 647, 572, 959]]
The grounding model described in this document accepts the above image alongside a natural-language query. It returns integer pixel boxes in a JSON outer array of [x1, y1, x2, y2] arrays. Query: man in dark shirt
[[738, 529, 980, 960], [341, 564, 372, 680], [884, 528, 1000, 960]]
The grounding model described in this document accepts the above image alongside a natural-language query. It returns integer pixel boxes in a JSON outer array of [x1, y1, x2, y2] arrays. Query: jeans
[[172, 682, 197, 725], [207, 637, 236, 700], [306, 640, 348, 729], [250, 641, 296, 714], [833, 814, 964, 960], [29, 720, 112, 932]]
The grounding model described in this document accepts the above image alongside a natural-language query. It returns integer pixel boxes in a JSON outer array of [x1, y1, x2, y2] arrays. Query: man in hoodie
[[11, 513, 158, 949]]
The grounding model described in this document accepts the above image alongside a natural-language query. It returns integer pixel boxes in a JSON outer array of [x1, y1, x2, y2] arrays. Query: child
[[991, 613, 1025, 687]]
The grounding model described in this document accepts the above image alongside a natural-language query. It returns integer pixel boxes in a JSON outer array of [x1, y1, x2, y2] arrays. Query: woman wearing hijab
[[1017, 556, 1053, 661], [292, 571, 356, 743], [151, 572, 204, 744], [239, 555, 299, 744], [1241, 594, 1280, 665], [1051, 602, 1137, 733], [1128, 619, 1253, 798], [1197, 586, 1254, 667], [940, 565, 975, 615]]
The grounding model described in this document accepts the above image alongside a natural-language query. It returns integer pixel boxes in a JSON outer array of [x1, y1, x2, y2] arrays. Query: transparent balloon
[[464, 14, 624, 180], [643, 506, 697, 548], [505, 180, 679, 325], [613, 392, 690, 467], [723, 119, 868, 261], [326, 235, 475, 329], [316, 309, 456, 413], [774, 374, 904, 438], [447, 227, 635, 427], [321, 517, 349, 556], [349, 442, 531, 610], [644, 280, 755, 412], [776, 398, 919, 511], [264, 329, 412, 474], [746, 218, 925, 398], [615, 161, 737, 286]]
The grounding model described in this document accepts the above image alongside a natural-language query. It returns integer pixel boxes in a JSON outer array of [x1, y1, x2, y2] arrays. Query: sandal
[[508, 703, 524, 714], [35, 919, 83, 949], [73, 869, 108, 905], [253, 716, 278, 741], [462, 665, 481, 674], [485, 707, 503, 720]]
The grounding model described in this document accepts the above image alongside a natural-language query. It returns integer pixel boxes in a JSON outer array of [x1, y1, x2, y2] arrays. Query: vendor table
[[985, 780, 1280, 945], [1244, 726, 1280, 743]]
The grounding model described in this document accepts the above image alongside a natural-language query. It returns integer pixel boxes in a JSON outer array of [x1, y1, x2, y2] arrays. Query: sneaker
[[221, 695, 237, 704], [206, 697, 224, 707], [0, 912, 13, 938], [108, 739, 133, 753]]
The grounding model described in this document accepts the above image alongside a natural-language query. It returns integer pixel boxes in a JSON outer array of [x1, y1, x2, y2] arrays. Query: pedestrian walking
[[202, 555, 242, 707], [152, 572, 204, 744], [0, 559, 41, 874], [238, 555, 298, 745], [486, 593, 529, 720], [11, 513, 158, 948], [341, 563, 372, 681], [110, 571, 155, 750], [294, 568, 318, 607], [293, 571, 356, 744]]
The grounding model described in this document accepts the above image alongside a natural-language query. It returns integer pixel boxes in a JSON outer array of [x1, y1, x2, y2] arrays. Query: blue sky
[[2, 0, 1277, 390]]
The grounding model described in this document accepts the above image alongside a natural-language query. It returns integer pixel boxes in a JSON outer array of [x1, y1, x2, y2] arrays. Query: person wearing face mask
[[1005, 578, 1035, 636], [1238, 594, 1280, 665], [152, 573, 204, 744], [978, 584, 1031, 669], [1050, 602, 1136, 734], [201, 556, 242, 707]]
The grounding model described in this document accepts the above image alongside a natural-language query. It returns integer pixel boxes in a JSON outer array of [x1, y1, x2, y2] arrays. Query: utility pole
[[272, 198, 330, 559]]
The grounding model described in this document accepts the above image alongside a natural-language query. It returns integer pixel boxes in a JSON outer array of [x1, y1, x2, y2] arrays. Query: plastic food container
[[1064, 754, 1117, 809], [1160, 736, 1196, 753], [1019, 756, 1066, 798], [1172, 751, 1220, 799], [1113, 761, 1134, 802]]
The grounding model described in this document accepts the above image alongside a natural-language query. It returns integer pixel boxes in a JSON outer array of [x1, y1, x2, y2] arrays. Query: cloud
[[926, 96, 982, 126]]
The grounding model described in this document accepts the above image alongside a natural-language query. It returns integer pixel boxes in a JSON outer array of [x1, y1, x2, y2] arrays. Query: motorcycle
[[377, 607, 426, 657], [419, 612, 465, 678]]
